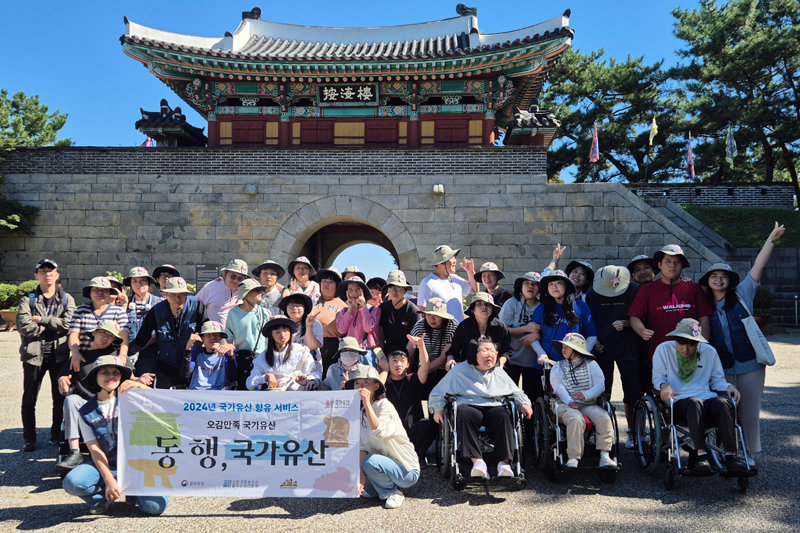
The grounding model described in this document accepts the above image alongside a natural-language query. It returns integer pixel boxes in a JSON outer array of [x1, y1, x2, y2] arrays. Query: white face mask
[[339, 351, 360, 369]]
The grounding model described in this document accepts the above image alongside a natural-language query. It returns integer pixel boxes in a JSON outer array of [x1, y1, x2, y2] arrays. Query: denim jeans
[[361, 454, 420, 499], [63, 463, 168, 515]]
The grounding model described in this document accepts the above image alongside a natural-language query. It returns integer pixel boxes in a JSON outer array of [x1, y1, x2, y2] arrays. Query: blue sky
[[0, 1, 698, 280]]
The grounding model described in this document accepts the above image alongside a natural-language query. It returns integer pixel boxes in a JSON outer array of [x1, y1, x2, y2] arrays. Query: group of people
[[15, 221, 784, 513]]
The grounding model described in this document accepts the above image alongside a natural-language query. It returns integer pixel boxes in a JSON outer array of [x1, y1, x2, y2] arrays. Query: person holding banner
[[246, 317, 322, 391], [62, 355, 168, 515], [345, 366, 419, 509]]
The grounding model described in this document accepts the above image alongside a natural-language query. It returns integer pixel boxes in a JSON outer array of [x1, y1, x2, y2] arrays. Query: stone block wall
[[1, 147, 724, 293], [626, 182, 795, 208]]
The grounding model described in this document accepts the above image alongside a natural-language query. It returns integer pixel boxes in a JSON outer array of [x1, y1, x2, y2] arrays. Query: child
[[56, 320, 127, 472], [62, 355, 167, 515], [380, 336, 437, 466], [336, 278, 383, 368], [544, 332, 617, 469], [566, 260, 594, 302], [225, 279, 272, 389], [320, 336, 371, 390], [346, 365, 419, 509], [183, 321, 236, 390], [246, 317, 322, 391]]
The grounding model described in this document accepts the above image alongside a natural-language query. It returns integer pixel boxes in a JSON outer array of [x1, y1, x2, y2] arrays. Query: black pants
[[503, 364, 543, 401], [21, 356, 64, 443], [407, 418, 437, 460], [673, 396, 737, 452], [456, 404, 514, 462], [596, 358, 645, 406]]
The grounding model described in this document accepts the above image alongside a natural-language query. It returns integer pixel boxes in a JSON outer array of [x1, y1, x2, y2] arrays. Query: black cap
[[35, 258, 58, 270]]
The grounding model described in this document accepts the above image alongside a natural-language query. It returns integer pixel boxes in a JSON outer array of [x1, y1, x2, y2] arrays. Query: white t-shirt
[[417, 273, 471, 323], [77, 396, 118, 443]]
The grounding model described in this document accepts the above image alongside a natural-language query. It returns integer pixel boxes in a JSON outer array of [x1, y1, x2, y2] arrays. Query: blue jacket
[[152, 296, 200, 369], [79, 396, 118, 468], [709, 300, 756, 369]]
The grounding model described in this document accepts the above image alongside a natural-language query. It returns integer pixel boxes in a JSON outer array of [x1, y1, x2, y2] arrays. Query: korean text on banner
[[118, 389, 361, 498]]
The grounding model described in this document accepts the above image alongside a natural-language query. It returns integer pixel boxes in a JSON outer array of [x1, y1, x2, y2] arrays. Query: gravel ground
[[0, 329, 798, 533]]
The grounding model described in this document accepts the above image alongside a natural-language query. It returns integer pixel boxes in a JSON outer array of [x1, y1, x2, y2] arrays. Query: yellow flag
[[649, 116, 658, 146]]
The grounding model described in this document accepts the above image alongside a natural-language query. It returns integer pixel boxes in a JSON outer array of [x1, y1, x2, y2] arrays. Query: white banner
[[118, 389, 361, 498]]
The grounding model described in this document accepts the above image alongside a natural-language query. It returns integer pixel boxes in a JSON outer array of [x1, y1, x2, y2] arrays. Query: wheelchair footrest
[[719, 468, 758, 478], [679, 468, 716, 477]]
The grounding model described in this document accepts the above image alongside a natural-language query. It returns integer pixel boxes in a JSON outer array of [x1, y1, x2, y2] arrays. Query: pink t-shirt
[[196, 278, 238, 326]]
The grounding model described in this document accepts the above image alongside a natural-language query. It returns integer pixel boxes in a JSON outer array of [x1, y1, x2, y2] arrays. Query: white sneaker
[[625, 431, 635, 449], [565, 458, 579, 468], [496, 461, 514, 477], [470, 459, 489, 478], [383, 490, 405, 509], [599, 453, 618, 468]]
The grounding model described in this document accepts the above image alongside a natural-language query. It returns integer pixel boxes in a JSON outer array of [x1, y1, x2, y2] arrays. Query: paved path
[[0, 330, 798, 532]]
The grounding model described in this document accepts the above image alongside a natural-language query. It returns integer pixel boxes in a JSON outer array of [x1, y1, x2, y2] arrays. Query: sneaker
[[89, 499, 114, 515], [22, 442, 36, 453], [599, 453, 618, 468], [693, 456, 711, 473], [55, 450, 84, 471], [565, 458, 579, 469], [497, 461, 514, 477], [383, 490, 405, 509], [470, 459, 489, 479], [625, 431, 635, 450], [725, 455, 747, 474], [746, 456, 757, 469]]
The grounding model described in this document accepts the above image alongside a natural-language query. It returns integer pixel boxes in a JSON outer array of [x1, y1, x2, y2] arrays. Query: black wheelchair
[[437, 394, 527, 491], [633, 392, 757, 492], [531, 362, 620, 483]]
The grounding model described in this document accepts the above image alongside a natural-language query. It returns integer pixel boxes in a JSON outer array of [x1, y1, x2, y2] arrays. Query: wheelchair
[[437, 394, 527, 491], [633, 392, 757, 493], [531, 362, 620, 483]]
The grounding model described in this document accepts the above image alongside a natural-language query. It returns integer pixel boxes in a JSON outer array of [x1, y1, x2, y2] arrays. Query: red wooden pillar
[[279, 119, 290, 147], [408, 118, 420, 147], [207, 119, 219, 147], [483, 115, 496, 146]]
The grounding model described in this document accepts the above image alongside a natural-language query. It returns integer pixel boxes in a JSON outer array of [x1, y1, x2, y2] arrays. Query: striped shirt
[[556, 358, 592, 405], [69, 304, 129, 349]]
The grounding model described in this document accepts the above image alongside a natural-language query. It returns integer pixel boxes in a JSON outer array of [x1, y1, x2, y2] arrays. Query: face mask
[[339, 352, 360, 369]]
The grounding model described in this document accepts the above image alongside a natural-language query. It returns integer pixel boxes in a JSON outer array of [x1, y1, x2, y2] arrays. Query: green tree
[[0, 89, 71, 232], [540, 48, 686, 183], [671, 0, 800, 198]]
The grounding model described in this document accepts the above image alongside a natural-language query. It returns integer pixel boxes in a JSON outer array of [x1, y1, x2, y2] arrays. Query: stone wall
[[0, 147, 724, 293], [626, 182, 795, 208]]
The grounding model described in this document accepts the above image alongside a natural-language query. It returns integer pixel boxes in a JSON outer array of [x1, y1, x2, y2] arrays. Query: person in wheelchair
[[546, 332, 618, 469], [429, 337, 533, 479], [652, 318, 746, 474]]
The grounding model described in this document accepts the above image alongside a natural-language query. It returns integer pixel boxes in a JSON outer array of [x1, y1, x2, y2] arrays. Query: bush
[[0, 280, 40, 309], [682, 206, 800, 248], [753, 286, 772, 315]]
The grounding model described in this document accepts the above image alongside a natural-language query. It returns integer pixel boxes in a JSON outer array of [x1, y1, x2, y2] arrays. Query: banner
[[118, 389, 361, 498]]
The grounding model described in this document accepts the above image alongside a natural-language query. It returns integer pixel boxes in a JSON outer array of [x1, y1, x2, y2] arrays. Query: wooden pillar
[[279, 119, 290, 147], [407, 118, 420, 147], [207, 120, 219, 147], [483, 115, 496, 146]]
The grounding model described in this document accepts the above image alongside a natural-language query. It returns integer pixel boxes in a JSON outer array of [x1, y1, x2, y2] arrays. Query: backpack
[[28, 286, 69, 315]]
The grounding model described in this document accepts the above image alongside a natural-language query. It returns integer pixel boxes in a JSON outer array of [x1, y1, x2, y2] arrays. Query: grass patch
[[681, 206, 800, 248]]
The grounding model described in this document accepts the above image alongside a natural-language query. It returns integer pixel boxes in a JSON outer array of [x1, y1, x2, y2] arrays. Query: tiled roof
[[122, 8, 572, 63], [135, 99, 207, 145]]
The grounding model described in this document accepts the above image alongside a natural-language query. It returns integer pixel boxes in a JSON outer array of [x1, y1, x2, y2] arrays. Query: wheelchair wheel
[[438, 414, 453, 479], [634, 395, 662, 474], [663, 463, 676, 491], [605, 399, 620, 467], [532, 398, 551, 471]]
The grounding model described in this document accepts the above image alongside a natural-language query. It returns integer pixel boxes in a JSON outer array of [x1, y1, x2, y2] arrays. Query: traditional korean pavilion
[[122, 5, 572, 148]]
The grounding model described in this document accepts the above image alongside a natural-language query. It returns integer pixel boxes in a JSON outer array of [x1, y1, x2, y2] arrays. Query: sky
[[0, 0, 698, 279]]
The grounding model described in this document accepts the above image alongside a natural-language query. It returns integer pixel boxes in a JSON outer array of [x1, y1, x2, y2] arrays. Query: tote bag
[[738, 296, 776, 366]]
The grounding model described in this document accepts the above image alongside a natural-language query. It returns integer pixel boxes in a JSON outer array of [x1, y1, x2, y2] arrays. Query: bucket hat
[[82, 276, 115, 299], [627, 254, 656, 273], [513, 272, 542, 297], [565, 260, 595, 289], [315, 267, 343, 285], [260, 316, 299, 338], [385, 270, 412, 290], [123, 266, 157, 287], [251, 260, 286, 280], [279, 292, 313, 316], [336, 336, 368, 355], [654, 244, 690, 268], [90, 320, 123, 341], [539, 269, 576, 298], [698, 263, 741, 289], [341, 266, 367, 282], [337, 278, 371, 302], [153, 264, 181, 279], [343, 365, 385, 398], [474, 261, 505, 283], [199, 320, 227, 338], [422, 297, 455, 320], [161, 276, 191, 294], [222, 259, 249, 277], [667, 318, 708, 344], [429, 245, 461, 267], [592, 265, 631, 298], [237, 278, 267, 302], [287, 256, 316, 279], [81, 355, 132, 394], [465, 292, 500, 316], [552, 332, 594, 359]]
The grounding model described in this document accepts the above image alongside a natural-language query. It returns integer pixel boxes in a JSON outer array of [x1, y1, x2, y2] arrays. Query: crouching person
[[346, 366, 420, 509], [62, 356, 167, 515]]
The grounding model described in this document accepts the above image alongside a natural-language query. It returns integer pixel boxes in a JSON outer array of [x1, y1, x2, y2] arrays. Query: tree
[[0, 89, 71, 232], [671, 0, 800, 198], [540, 48, 686, 183]]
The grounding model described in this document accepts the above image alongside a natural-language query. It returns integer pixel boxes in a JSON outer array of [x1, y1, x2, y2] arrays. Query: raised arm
[[750, 221, 785, 282]]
